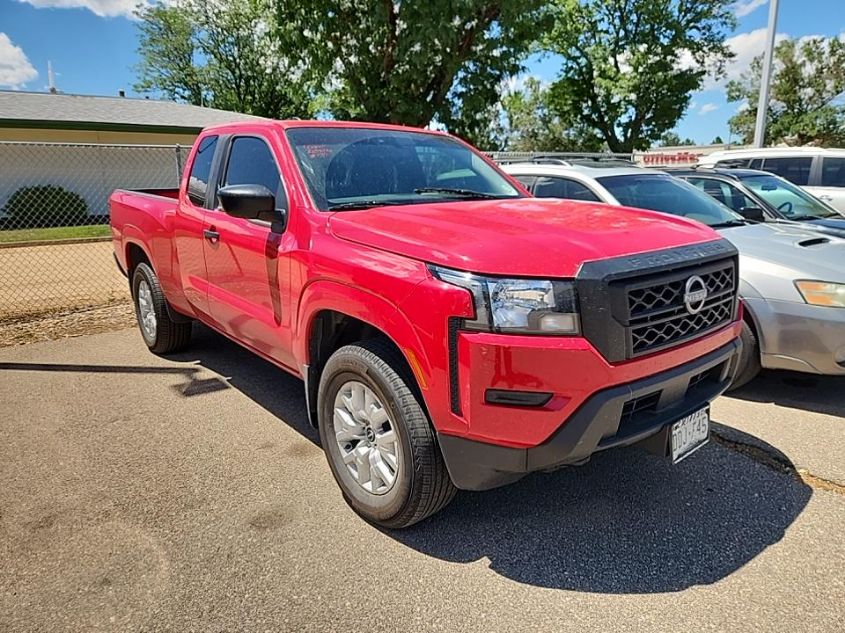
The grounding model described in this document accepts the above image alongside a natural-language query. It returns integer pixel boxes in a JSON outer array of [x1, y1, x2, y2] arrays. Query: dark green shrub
[[3, 185, 89, 229]]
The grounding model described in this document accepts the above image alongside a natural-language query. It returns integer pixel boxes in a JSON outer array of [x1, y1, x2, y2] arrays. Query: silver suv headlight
[[430, 265, 580, 335]]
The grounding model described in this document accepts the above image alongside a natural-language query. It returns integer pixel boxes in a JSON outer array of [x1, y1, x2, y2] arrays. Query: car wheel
[[131, 262, 192, 354], [317, 339, 456, 529], [728, 320, 761, 391]]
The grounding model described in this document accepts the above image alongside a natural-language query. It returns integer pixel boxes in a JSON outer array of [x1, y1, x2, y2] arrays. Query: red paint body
[[110, 120, 741, 449]]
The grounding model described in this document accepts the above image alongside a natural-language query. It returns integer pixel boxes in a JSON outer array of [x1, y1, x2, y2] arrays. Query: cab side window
[[534, 176, 600, 201], [221, 136, 286, 212], [761, 157, 812, 186], [187, 135, 218, 206]]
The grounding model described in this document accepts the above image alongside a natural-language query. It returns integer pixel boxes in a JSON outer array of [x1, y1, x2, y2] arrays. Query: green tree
[[727, 36, 845, 146], [283, 0, 548, 145], [711, 135, 724, 144], [135, 0, 316, 119], [543, 0, 735, 152], [499, 77, 603, 151], [657, 131, 695, 146]]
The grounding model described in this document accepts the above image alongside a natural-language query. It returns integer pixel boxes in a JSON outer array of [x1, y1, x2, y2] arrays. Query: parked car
[[110, 121, 743, 527], [502, 161, 845, 387], [669, 167, 845, 239], [698, 147, 845, 214]]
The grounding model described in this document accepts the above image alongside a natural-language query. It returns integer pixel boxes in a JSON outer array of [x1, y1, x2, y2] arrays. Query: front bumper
[[747, 297, 845, 375], [438, 339, 742, 490]]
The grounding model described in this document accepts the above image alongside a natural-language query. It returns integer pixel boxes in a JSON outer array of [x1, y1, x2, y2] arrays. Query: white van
[[698, 147, 845, 214]]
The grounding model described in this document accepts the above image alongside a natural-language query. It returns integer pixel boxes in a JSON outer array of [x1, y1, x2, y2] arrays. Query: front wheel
[[131, 262, 192, 355], [728, 320, 761, 391], [317, 340, 456, 529]]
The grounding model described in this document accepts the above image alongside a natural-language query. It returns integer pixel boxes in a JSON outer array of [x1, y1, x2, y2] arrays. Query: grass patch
[[0, 224, 111, 244]]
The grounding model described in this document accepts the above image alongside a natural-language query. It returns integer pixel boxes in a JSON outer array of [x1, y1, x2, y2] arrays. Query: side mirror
[[218, 184, 277, 221], [739, 205, 766, 222]]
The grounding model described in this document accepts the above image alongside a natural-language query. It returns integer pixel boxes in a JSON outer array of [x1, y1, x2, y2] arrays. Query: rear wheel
[[131, 262, 192, 354], [729, 320, 761, 391], [317, 339, 456, 528]]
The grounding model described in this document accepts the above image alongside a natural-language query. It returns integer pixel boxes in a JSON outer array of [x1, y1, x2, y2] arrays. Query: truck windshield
[[741, 174, 839, 220], [286, 127, 521, 211], [597, 174, 746, 228]]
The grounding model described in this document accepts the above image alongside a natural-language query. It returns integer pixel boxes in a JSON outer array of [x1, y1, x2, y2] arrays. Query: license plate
[[671, 408, 710, 463]]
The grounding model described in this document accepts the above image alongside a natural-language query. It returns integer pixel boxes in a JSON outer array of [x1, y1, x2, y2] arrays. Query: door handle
[[203, 228, 220, 243]]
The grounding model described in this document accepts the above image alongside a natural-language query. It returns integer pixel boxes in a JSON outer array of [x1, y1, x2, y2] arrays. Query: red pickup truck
[[110, 120, 742, 527]]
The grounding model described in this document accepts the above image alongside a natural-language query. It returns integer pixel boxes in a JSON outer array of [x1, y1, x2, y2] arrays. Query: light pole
[[753, 0, 780, 148]]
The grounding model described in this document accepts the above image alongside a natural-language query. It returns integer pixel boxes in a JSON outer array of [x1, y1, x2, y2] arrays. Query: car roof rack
[[491, 153, 636, 167]]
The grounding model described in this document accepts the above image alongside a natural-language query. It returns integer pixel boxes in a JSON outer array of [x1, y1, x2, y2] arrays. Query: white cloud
[[699, 102, 719, 115], [15, 0, 143, 18], [733, 0, 768, 18], [700, 28, 789, 90], [0, 33, 38, 89]]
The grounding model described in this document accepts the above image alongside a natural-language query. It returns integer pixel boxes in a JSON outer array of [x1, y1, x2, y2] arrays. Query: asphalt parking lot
[[1, 326, 843, 632]]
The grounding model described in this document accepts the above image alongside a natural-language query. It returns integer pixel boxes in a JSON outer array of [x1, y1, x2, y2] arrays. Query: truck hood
[[719, 222, 845, 281], [327, 197, 719, 277]]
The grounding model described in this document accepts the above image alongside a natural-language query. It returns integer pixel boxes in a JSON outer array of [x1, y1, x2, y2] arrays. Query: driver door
[[203, 135, 297, 370]]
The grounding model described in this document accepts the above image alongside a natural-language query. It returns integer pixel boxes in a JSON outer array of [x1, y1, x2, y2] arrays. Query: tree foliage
[[542, 0, 735, 152], [135, 0, 315, 118], [498, 77, 603, 151], [727, 36, 845, 146], [282, 0, 548, 145], [657, 131, 695, 146]]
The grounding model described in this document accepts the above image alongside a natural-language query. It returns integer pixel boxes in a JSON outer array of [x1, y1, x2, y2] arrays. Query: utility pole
[[753, 0, 779, 148]]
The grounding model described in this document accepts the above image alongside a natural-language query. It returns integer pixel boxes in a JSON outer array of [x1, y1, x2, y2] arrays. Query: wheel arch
[[297, 282, 432, 428]]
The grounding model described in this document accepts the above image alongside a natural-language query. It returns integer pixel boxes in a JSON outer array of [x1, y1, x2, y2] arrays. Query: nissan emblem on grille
[[683, 276, 708, 315]]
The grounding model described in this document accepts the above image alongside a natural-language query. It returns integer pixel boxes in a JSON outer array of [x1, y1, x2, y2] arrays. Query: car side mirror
[[218, 184, 280, 223], [739, 205, 766, 222]]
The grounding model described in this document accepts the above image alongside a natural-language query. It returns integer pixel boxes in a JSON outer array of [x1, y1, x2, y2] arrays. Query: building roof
[[0, 90, 267, 134]]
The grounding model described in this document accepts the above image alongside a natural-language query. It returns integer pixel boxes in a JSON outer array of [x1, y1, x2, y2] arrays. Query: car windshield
[[741, 174, 839, 220], [596, 173, 746, 228], [285, 127, 522, 211]]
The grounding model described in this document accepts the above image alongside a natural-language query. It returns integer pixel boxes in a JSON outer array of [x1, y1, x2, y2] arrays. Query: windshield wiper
[[413, 187, 505, 199], [327, 200, 389, 211], [710, 220, 747, 229]]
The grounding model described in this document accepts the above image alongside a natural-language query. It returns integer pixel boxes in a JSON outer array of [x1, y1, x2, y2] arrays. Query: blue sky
[[1, 0, 843, 144]]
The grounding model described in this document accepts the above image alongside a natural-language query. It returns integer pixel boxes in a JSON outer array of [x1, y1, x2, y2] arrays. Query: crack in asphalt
[[712, 431, 845, 497]]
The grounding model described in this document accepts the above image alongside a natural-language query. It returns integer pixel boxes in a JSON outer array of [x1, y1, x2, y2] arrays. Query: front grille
[[623, 260, 736, 357]]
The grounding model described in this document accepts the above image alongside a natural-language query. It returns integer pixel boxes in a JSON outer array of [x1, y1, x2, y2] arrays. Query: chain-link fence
[[0, 142, 185, 322]]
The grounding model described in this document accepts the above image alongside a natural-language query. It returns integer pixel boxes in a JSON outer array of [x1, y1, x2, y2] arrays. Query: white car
[[698, 147, 845, 215], [501, 159, 845, 387]]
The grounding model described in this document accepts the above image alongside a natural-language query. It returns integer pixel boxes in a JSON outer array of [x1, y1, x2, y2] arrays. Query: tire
[[728, 320, 761, 391], [131, 262, 192, 355], [317, 339, 456, 529]]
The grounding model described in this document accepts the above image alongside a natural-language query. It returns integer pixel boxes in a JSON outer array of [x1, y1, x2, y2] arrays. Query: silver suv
[[502, 159, 845, 387]]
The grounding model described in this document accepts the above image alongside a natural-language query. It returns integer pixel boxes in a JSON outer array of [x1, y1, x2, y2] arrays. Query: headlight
[[430, 265, 580, 334], [795, 280, 845, 308]]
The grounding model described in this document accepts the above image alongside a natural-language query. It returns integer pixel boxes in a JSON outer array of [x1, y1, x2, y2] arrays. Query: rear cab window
[[187, 135, 218, 206]]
